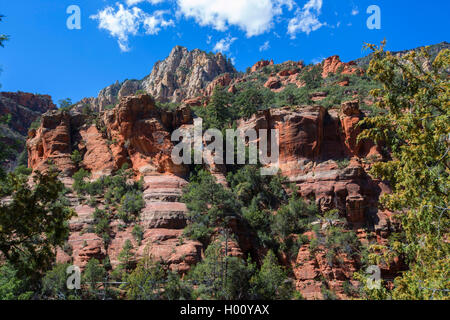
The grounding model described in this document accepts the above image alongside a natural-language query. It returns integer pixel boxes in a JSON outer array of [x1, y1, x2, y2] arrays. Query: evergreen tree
[[0, 170, 75, 284], [249, 250, 295, 300], [358, 42, 449, 299], [182, 170, 240, 244]]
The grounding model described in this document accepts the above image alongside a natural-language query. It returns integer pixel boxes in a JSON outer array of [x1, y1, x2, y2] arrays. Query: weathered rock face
[[142, 46, 236, 103], [29, 92, 392, 296], [72, 80, 143, 113], [250, 59, 274, 73], [0, 92, 57, 171], [28, 94, 192, 178], [321, 56, 362, 78], [237, 102, 386, 226], [73, 46, 236, 111], [57, 179, 203, 273], [264, 77, 282, 89], [0, 92, 56, 134], [204, 73, 233, 96], [27, 110, 77, 176], [294, 240, 359, 300]]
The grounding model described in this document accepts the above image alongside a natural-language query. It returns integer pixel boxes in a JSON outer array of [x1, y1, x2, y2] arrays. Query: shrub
[[336, 158, 350, 169], [119, 190, 145, 223], [72, 169, 91, 194], [249, 250, 294, 300], [132, 225, 144, 245]]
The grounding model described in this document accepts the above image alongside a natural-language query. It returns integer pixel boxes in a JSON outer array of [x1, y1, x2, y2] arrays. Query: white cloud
[[91, 4, 174, 52], [213, 36, 237, 53], [126, 0, 165, 6], [177, 0, 293, 37], [143, 10, 174, 35], [287, 0, 324, 38], [259, 41, 270, 52]]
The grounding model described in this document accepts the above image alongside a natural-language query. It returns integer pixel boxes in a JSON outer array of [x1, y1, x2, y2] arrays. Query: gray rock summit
[[74, 46, 236, 112]]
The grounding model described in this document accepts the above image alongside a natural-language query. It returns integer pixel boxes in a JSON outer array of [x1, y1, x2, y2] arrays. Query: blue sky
[[0, 0, 448, 105]]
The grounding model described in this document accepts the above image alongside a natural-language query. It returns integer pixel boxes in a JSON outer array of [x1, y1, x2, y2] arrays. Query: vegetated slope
[[4, 42, 447, 300]]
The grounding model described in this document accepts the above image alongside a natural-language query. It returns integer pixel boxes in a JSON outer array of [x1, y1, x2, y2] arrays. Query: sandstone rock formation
[[322, 56, 362, 78], [30, 92, 393, 297], [28, 94, 192, 178], [236, 102, 387, 228], [0, 92, 57, 170], [250, 59, 274, 73]]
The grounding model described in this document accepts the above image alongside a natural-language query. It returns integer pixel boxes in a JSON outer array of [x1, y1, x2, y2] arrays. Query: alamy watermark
[[66, 5, 81, 30], [66, 265, 81, 290], [366, 265, 382, 290], [367, 5, 381, 30]]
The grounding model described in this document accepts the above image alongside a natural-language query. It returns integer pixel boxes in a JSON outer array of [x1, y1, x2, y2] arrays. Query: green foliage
[[156, 101, 181, 111], [336, 158, 350, 169], [58, 98, 73, 111], [226, 165, 288, 248], [125, 253, 192, 300], [73, 165, 145, 223], [358, 42, 450, 299], [0, 15, 9, 48], [274, 84, 311, 107], [14, 164, 32, 176], [72, 168, 91, 194], [227, 165, 287, 207], [323, 225, 361, 266], [83, 258, 106, 294], [93, 209, 111, 246], [182, 170, 240, 244], [321, 284, 338, 300], [41, 263, 76, 299], [195, 85, 234, 130], [71, 149, 83, 166], [118, 190, 145, 223], [188, 241, 255, 300], [233, 85, 275, 118], [117, 239, 134, 274], [0, 170, 75, 284], [249, 250, 295, 300], [0, 115, 11, 178], [300, 64, 323, 90], [272, 191, 318, 239], [29, 117, 41, 131], [132, 224, 144, 245], [0, 263, 33, 300]]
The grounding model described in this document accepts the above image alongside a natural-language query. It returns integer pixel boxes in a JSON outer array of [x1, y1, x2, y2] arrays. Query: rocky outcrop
[[294, 239, 359, 300], [142, 46, 236, 103], [237, 102, 386, 226], [73, 46, 236, 111], [27, 110, 77, 176], [250, 59, 274, 73], [56, 167, 202, 273], [322, 56, 362, 78], [27, 94, 192, 178], [0, 92, 57, 170], [72, 80, 143, 113], [205, 73, 233, 96], [264, 77, 282, 90], [0, 92, 56, 134]]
